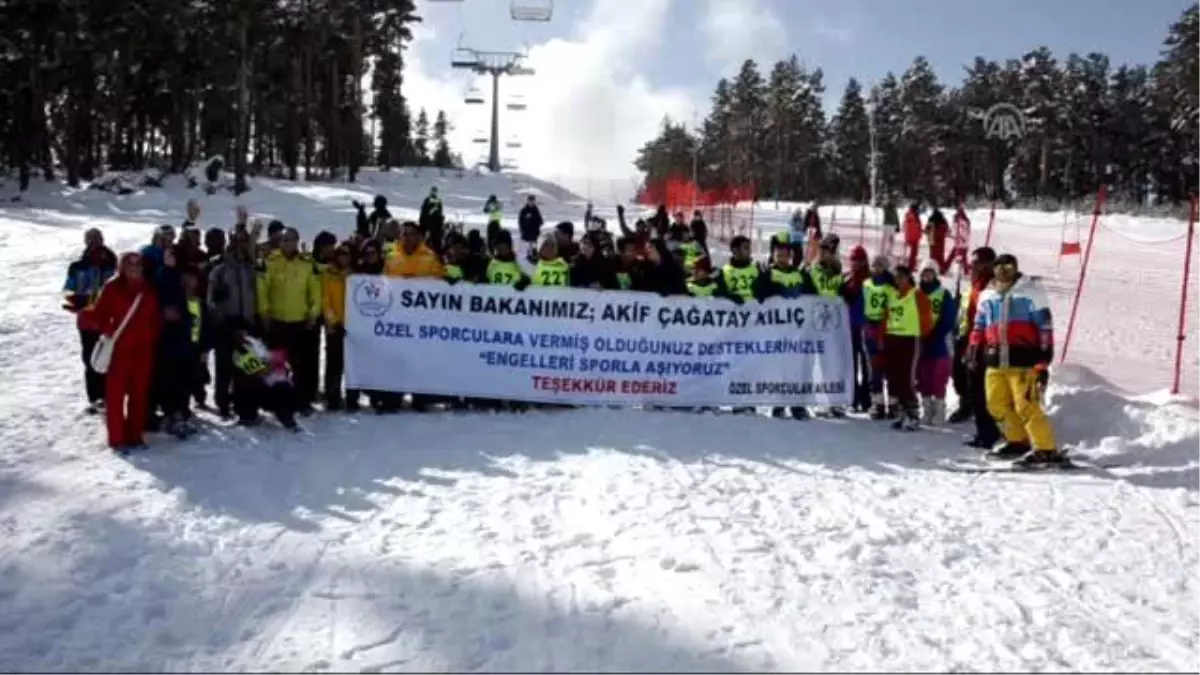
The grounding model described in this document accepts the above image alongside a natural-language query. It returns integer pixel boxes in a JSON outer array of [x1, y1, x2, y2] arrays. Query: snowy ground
[[0, 169, 1197, 672]]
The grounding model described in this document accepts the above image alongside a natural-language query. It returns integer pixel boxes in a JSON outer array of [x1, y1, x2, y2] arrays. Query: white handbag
[[89, 293, 143, 375]]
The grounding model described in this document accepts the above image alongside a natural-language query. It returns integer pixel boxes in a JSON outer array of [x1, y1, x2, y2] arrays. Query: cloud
[[811, 17, 853, 44], [401, 0, 699, 200], [701, 0, 788, 76]]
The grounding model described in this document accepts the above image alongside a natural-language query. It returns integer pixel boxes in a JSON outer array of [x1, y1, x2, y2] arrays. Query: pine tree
[[432, 109, 453, 168], [831, 78, 871, 201], [413, 108, 430, 166]]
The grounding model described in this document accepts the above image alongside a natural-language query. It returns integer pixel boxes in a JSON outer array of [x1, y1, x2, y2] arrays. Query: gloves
[[1033, 364, 1049, 389], [513, 277, 531, 292]]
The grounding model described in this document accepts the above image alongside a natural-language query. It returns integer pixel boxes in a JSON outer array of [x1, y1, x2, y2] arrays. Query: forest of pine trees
[[636, 7, 1199, 209], [0, 0, 459, 195]]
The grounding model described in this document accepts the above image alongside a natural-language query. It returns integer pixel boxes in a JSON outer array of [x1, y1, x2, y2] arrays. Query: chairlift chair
[[506, 137, 523, 149], [510, 0, 553, 21], [506, 94, 528, 111], [464, 85, 485, 105], [451, 48, 478, 69]]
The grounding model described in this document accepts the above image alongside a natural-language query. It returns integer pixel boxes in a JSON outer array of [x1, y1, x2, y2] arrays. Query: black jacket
[[518, 204, 544, 243], [571, 253, 618, 290]]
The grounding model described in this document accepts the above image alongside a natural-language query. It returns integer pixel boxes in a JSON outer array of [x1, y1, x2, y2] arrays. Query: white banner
[[345, 276, 854, 407]]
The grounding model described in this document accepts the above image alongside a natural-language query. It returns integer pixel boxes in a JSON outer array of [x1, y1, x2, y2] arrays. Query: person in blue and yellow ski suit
[[967, 254, 1064, 467]]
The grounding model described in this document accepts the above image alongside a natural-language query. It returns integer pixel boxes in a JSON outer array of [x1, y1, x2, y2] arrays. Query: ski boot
[[827, 406, 846, 419], [887, 399, 901, 420], [771, 407, 787, 419], [947, 406, 973, 424], [963, 434, 999, 450], [868, 394, 888, 420], [1012, 448, 1070, 468], [892, 408, 920, 431], [985, 442, 1031, 461], [790, 406, 810, 420]]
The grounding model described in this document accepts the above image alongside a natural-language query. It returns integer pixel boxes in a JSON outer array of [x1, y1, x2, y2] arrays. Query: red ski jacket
[[89, 275, 162, 355]]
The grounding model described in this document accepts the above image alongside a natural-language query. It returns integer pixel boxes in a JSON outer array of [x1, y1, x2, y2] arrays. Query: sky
[[402, 0, 1194, 193]]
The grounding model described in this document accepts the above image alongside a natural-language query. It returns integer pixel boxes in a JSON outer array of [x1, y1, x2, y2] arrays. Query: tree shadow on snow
[[0, 509, 749, 672]]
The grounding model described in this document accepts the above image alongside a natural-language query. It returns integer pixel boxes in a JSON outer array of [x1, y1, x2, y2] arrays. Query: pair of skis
[[931, 450, 1119, 474]]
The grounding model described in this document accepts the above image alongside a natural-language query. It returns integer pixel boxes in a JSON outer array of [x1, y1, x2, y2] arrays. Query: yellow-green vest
[[925, 286, 946, 323], [680, 241, 702, 273], [687, 280, 717, 297], [532, 258, 569, 287], [233, 348, 268, 376], [722, 263, 757, 300], [770, 266, 804, 291], [187, 297, 202, 344], [809, 265, 843, 298], [445, 263, 464, 282], [616, 271, 633, 289], [486, 259, 523, 286], [863, 278, 895, 322], [887, 289, 920, 337]]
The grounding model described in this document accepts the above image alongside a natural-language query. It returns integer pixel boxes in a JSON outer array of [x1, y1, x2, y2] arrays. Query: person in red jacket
[[88, 252, 163, 451], [902, 202, 923, 269], [949, 205, 971, 274], [924, 204, 950, 273]]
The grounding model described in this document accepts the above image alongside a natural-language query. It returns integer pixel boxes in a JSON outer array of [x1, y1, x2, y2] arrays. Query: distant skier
[[924, 203, 950, 275], [950, 205, 971, 275], [518, 194, 544, 257], [419, 186, 446, 255], [902, 202, 923, 270]]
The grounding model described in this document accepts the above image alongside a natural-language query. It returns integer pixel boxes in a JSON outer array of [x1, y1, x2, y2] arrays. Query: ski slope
[[0, 169, 1197, 672]]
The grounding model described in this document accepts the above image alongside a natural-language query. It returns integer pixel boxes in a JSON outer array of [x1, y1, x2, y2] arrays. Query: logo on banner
[[813, 300, 841, 333], [353, 277, 393, 318]]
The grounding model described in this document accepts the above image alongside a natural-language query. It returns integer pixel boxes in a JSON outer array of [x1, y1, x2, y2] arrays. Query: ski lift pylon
[[510, 0, 552, 22]]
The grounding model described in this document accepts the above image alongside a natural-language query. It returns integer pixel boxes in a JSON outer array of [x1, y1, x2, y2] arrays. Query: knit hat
[[849, 245, 868, 262], [871, 254, 891, 269]]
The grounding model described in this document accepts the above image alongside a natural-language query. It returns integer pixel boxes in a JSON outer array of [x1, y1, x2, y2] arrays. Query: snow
[[0, 169, 1197, 672]]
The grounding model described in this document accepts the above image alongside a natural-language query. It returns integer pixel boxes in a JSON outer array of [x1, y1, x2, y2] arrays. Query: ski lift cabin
[[464, 85, 485, 105], [510, 0, 553, 22], [506, 94, 528, 111]]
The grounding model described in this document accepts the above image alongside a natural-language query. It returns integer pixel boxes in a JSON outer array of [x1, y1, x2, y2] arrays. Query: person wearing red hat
[[87, 251, 162, 451]]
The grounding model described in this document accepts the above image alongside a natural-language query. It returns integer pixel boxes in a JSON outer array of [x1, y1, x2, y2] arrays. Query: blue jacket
[[155, 264, 193, 356], [920, 281, 958, 359], [63, 248, 117, 312], [141, 243, 166, 279]]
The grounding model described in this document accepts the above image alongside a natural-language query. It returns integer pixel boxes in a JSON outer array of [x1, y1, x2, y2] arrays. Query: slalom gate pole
[[1171, 196, 1198, 395], [983, 201, 997, 247], [1060, 184, 1108, 365]]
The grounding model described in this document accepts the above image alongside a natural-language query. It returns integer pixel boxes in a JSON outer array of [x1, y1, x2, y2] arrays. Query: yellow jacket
[[256, 251, 321, 323], [322, 267, 348, 326], [384, 243, 445, 279]]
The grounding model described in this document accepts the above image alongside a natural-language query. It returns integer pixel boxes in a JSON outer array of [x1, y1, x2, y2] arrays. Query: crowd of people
[[62, 188, 1064, 467]]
